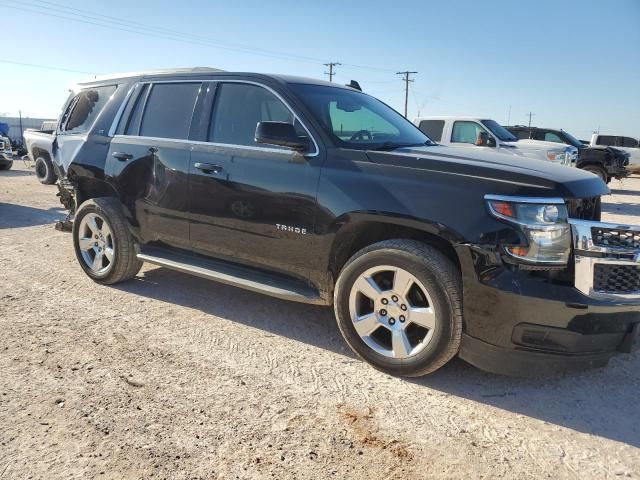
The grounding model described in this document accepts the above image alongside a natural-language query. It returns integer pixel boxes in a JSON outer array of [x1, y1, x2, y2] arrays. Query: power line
[[323, 62, 341, 82], [0, 0, 397, 74], [396, 71, 418, 118], [0, 59, 96, 75]]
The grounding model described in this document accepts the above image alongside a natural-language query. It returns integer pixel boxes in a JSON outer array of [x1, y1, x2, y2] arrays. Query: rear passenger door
[[188, 81, 321, 280], [106, 81, 202, 250]]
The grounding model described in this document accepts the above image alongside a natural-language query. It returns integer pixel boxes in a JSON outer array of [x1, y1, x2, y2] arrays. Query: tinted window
[[418, 120, 444, 142], [290, 83, 430, 149], [621, 136, 639, 148], [209, 83, 295, 146], [63, 85, 117, 134], [451, 121, 487, 144], [512, 129, 531, 140], [124, 84, 150, 135], [139, 83, 200, 139], [480, 120, 518, 142], [596, 135, 616, 146]]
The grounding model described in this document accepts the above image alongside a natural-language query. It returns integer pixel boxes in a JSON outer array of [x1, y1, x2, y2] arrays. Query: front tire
[[334, 240, 463, 377], [35, 156, 56, 184], [73, 198, 142, 284], [0, 161, 12, 171]]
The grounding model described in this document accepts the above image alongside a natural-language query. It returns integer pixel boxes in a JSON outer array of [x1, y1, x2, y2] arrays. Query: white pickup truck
[[23, 122, 57, 184], [414, 116, 577, 166], [590, 134, 640, 174]]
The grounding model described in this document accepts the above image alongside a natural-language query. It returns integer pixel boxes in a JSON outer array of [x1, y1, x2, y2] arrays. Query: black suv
[[49, 68, 639, 377], [506, 125, 629, 183]]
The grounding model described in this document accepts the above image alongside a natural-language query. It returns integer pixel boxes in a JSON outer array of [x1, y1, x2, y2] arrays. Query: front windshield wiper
[[370, 141, 433, 151]]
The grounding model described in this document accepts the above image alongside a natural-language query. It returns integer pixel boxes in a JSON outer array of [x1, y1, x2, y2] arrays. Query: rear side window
[[209, 83, 296, 146], [535, 130, 563, 143], [621, 136, 639, 148], [512, 129, 531, 140], [139, 83, 201, 140], [418, 120, 444, 142], [596, 135, 616, 146], [63, 85, 117, 134]]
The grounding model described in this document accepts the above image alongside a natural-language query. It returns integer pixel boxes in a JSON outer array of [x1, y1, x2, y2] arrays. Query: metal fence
[[0, 116, 56, 144]]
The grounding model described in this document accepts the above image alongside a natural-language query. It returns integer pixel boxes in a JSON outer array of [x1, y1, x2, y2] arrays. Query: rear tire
[[73, 198, 142, 285], [35, 156, 56, 184], [333, 239, 463, 377], [0, 161, 12, 171], [582, 165, 607, 183]]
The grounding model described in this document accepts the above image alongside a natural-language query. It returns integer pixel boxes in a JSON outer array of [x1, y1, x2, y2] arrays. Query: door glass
[[418, 120, 444, 142], [621, 136, 639, 147], [543, 131, 563, 143], [63, 85, 117, 134], [209, 83, 297, 146], [139, 82, 201, 139], [451, 121, 486, 144], [596, 135, 615, 146]]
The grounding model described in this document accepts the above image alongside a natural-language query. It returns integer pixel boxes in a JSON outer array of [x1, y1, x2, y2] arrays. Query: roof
[[73, 68, 354, 90]]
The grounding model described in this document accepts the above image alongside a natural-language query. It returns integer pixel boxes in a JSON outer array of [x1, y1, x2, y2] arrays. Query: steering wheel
[[350, 130, 373, 141]]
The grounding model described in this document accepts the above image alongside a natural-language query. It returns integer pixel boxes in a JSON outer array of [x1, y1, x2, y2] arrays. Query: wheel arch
[[327, 212, 463, 280]]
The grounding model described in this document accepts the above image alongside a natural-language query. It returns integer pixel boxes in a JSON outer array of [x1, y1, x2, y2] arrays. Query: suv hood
[[365, 144, 609, 200]]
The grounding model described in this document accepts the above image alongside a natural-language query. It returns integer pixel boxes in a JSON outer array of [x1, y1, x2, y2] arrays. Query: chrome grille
[[594, 264, 640, 294], [592, 227, 640, 249]]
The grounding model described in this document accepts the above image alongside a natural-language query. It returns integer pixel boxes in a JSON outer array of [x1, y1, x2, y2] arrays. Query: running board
[[136, 246, 325, 305]]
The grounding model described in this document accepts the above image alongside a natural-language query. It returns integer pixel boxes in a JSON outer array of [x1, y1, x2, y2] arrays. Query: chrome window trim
[[107, 78, 320, 158], [484, 194, 566, 205]]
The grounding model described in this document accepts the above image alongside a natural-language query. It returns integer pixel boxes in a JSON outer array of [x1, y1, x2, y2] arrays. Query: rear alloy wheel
[[334, 240, 463, 377], [35, 156, 56, 184], [73, 198, 142, 284]]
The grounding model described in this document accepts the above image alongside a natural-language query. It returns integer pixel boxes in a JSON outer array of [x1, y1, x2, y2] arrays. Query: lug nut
[[94, 242, 98, 246], [391, 295, 398, 302], [388, 317, 396, 325], [401, 304, 407, 311], [94, 235, 98, 239], [380, 309, 387, 316], [399, 315, 406, 323], [381, 298, 388, 305]]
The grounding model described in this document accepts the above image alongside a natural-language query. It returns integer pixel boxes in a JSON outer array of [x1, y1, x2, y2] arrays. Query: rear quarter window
[[62, 85, 117, 134]]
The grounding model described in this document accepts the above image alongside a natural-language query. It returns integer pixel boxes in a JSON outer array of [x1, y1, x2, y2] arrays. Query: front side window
[[289, 83, 430, 149], [418, 120, 445, 142], [139, 82, 201, 140], [63, 85, 117, 134], [209, 83, 302, 147], [451, 121, 487, 144]]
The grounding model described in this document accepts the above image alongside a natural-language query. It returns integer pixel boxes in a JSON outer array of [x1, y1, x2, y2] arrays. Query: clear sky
[[1, 0, 638, 139]]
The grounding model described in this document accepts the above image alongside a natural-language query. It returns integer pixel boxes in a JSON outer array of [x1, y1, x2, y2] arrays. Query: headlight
[[485, 195, 571, 265], [546, 150, 567, 163]]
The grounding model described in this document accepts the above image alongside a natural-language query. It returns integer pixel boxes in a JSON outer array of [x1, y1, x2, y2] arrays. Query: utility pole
[[323, 62, 341, 82], [19, 110, 23, 146], [396, 71, 417, 118], [526, 111, 536, 127]]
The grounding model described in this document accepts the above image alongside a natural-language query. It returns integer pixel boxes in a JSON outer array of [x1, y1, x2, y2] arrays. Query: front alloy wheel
[[349, 265, 436, 359]]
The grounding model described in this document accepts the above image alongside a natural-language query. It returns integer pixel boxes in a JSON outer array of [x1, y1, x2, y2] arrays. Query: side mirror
[[255, 122, 310, 152], [476, 131, 496, 147]]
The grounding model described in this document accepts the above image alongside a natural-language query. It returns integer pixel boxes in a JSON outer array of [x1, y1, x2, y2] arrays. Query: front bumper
[[0, 152, 13, 164], [456, 219, 640, 376]]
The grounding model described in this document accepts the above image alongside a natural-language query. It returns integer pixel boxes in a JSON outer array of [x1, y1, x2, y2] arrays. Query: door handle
[[194, 162, 223, 175], [112, 152, 133, 161]]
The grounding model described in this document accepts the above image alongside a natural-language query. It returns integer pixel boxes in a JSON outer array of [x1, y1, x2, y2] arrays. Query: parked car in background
[[46, 68, 639, 377], [0, 134, 13, 170], [505, 125, 629, 183], [24, 121, 57, 184], [414, 116, 577, 166], [590, 134, 640, 174]]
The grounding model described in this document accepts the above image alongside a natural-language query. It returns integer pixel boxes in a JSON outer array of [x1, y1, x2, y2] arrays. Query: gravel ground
[[1, 163, 639, 479]]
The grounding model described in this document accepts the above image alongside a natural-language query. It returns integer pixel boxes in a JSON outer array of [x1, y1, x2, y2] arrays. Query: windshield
[[481, 119, 518, 142], [289, 83, 432, 149], [560, 130, 585, 149]]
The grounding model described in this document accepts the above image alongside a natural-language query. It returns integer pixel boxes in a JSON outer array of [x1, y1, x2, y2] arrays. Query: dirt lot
[[1, 163, 639, 479]]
